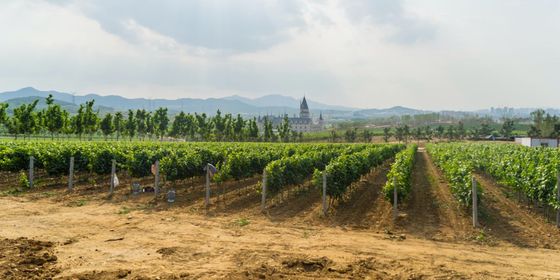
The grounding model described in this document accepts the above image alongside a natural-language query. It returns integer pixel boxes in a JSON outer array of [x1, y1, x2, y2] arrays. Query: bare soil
[[1, 151, 560, 279]]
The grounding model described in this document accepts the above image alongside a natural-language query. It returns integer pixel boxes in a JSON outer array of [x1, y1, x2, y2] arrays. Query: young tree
[[424, 126, 433, 142], [125, 110, 136, 141], [0, 103, 8, 125], [43, 94, 66, 139], [435, 125, 445, 140], [82, 100, 99, 141], [413, 127, 423, 143], [344, 128, 357, 142], [330, 130, 337, 143], [113, 112, 125, 141], [136, 109, 148, 140], [100, 113, 114, 140], [456, 121, 466, 140], [500, 118, 515, 138], [244, 117, 258, 141], [8, 100, 39, 139], [233, 114, 245, 141], [153, 107, 169, 140], [382, 127, 392, 142], [213, 110, 226, 141], [170, 111, 187, 139], [72, 104, 85, 140], [263, 117, 274, 142], [278, 115, 291, 142], [403, 125, 411, 143], [445, 125, 456, 141], [362, 129, 372, 143]]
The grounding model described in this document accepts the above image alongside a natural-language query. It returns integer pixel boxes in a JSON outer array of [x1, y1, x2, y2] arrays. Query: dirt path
[[399, 149, 476, 242], [323, 161, 393, 230], [475, 173, 560, 249], [1, 197, 560, 279]]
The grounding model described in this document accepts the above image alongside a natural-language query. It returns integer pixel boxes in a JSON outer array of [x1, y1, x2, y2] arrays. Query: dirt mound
[[0, 237, 60, 280], [58, 270, 190, 280]]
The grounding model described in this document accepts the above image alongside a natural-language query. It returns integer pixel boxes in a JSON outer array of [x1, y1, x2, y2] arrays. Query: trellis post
[[261, 169, 267, 212], [110, 160, 116, 194], [205, 164, 210, 208], [322, 171, 327, 216], [556, 173, 560, 228], [472, 176, 479, 227], [28, 156, 34, 188], [154, 160, 160, 196], [68, 157, 74, 190], [393, 176, 397, 220]]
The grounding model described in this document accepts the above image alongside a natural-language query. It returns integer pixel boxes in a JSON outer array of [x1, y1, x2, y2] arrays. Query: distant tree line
[[0, 95, 303, 142]]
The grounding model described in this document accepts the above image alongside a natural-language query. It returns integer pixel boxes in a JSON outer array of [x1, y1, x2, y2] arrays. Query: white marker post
[[261, 169, 267, 212], [393, 176, 398, 220], [556, 173, 560, 228], [205, 164, 210, 208], [28, 156, 34, 189], [322, 171, 327, 216], [68, 157, 74, 190], [110, 160, 116, 194], [154, 160, 160, 196], [472, 176, 478, 227]]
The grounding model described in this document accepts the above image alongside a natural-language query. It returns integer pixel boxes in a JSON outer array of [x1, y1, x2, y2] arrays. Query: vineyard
[[1, 140, 560, 279]]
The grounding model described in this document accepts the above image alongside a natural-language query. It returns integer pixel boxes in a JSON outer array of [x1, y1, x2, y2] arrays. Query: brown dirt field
[[1, 152, 560, 279], [474, 173, 560, 249]]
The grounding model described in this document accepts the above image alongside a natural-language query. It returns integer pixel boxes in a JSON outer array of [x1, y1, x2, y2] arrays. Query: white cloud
[[1, 0, 560, 110]]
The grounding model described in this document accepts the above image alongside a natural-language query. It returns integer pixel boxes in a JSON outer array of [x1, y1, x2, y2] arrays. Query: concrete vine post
[[154, 160, 160, 197], [110, 160, 116, 194], [261, 169, 267, 212], [68, 157, 74, 191], [28, 156, 34, 189], [556, 173, 560, 228], [393, 176, 397, 220], [472, 176, 479, 227], [322, 171, 327, 216], [205, 164, 210, 208]]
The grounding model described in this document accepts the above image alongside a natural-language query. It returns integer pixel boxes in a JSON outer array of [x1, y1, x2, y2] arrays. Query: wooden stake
[[28, 156, 34, 189], [261, 169, 267, 212], [322, 171, 327, 216], [109, 160, 116, 194], [472, 176, 479, 227], [68, 157, 74, 190]]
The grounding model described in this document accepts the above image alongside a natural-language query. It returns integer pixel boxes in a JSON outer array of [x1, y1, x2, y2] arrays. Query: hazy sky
[[1, 0, 559, 110]]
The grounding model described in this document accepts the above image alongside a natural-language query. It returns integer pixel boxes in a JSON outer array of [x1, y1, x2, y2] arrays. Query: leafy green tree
[[195, 113, 211, 140], [435, 125, 445, 140], [456, 121, 466, 140], [100, 113, 114, 140], [136, 109, 148, 140], [113, 112, 125, 141], [278, 115, 291, 142], [71, 104, 85, 140], [247, 117, 259, 141], [0, 103, 8, 125], [125, 110, 136, 141], [362, 129, 372, 143], [383, 127, 392, 142], [403, 125, 411, 143], [501, 118, 515, 138], [479, 122, 492, 137], [344, 128, 357, 142], [445, 125, 456, 141], [153, 107, 169, 139], [43, 94, 66, 139], [213, 110, 226, 141], [413, 127, 423, 143], [170, 111, 187, 139], [82, 100, 99, 141], [263, 117, 274, 142], [8, 100, 39, 139], [233, 114, 245, 141], [424, 126, 433, 142], [330, 130, 337, 143]]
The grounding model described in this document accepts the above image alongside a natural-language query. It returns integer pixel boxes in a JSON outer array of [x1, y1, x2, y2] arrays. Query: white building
[[515, 137, 559, 148]]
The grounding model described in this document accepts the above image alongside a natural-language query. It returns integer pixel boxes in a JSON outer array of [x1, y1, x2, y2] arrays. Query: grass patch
[[234, 218, 250, 227], [117, 207, 131, 215], [67, 199, 88, 207], [0, 188, 23, 197]]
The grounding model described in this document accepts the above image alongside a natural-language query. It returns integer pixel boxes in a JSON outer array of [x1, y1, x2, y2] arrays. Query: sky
[[1, 0, 559, 110]]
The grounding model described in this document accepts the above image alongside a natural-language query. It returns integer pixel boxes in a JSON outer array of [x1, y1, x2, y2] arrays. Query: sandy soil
[[1, 150, 560, 279]]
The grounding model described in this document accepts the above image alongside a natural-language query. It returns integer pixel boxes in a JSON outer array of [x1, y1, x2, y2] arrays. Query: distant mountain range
[[0, 87, 553, 119], [0, 87, 428, 118]]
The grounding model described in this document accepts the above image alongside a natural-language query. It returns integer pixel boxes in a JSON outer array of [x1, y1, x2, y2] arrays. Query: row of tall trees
[[527, 109, 560, 138], [0, 96, 302, 142]]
